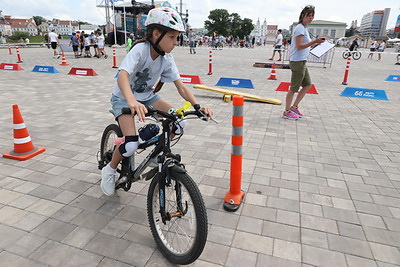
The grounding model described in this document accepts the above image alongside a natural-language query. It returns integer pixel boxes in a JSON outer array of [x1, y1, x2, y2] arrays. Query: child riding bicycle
[[101, 7, 213, 196]]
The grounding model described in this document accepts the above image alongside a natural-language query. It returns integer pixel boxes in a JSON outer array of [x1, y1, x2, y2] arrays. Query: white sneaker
[[101, 167, 116, 196]]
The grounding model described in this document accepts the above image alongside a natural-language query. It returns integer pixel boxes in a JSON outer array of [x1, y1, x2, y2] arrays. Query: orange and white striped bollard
[[207, 49, 213, 75], [223, 95, 245, 212], [16, 45, 23, 63], [112, 45, 118, 68], [8, 43, 12, 55], [342, 57, 351, 85]]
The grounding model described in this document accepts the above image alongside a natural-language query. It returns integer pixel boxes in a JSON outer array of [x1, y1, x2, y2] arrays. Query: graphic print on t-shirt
[[132, 68, 151, 93]]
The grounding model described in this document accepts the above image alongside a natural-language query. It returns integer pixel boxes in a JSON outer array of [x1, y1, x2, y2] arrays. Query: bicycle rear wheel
[[342, 51, 350, 59], [99, 124, 122, 170], [147, 168, 208, 265]]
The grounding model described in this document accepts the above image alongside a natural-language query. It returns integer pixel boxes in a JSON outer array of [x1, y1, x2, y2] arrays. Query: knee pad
[[172, 119, 188, 135], [118, 135, 139, 157]]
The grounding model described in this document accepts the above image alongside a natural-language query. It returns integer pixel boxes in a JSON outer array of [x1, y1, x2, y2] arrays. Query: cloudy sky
[[0, 0, 399, 30]]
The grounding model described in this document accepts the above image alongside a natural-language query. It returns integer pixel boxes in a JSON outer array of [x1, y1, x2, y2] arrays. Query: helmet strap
[[147, 30, 167, 56]]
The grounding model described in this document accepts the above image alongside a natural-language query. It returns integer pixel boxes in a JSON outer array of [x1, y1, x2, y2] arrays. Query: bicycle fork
[[158, 159, 188, 224]]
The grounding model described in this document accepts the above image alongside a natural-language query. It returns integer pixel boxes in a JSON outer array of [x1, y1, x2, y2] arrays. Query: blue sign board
[[385, 75, 400, 82], [32, 65, 59, 73], [216, 77, 254, 89], [340, 87, 388, 100]]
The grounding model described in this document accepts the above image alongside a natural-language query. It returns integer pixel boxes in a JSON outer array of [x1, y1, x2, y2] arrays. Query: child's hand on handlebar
[[129, 100, 148, 122], [200, 106, 213, 120]]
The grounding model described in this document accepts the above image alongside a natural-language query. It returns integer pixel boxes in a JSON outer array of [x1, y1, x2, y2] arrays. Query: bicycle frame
[[114, 108, 188, 223]]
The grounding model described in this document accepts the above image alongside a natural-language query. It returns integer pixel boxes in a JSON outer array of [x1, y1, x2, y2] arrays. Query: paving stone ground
[[0, 44, 400, 266]]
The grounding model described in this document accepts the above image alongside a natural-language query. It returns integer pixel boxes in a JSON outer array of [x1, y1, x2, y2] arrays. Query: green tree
[[229, 13, 242, 37], [8, 31, 29, 41], [204, 9, 230, 36], [238, 18, 254, 38], [204, 9, 253, 38], [33, 16, 47, 26], [78, 21, 91, 26], [345, 26, 355, 37]]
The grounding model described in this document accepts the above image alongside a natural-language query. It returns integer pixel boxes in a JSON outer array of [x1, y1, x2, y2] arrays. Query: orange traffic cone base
[[3, 146, 45, 161]]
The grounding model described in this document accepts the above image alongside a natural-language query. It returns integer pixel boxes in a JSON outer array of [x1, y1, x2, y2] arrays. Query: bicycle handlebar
[[121, 105, 208, 122]]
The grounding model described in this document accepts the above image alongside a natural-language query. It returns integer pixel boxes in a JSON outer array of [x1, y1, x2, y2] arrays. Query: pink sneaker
[[282, 110, 299, 120], [290, 106, 303, 117]]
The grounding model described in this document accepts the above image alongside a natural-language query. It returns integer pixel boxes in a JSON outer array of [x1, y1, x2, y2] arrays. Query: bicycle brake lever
[[209, 117, 219, 124]]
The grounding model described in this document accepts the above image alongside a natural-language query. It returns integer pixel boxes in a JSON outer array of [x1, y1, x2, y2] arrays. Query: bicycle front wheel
[[147, 168, 208, 265], [353, 51, 361, 60]]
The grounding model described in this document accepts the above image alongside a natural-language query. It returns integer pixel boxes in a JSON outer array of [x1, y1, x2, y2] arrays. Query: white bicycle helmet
[[145, 7, 185, 32]]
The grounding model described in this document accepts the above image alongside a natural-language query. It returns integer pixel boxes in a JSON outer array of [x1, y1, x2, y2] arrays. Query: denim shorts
[[110, 94, 161, 118]]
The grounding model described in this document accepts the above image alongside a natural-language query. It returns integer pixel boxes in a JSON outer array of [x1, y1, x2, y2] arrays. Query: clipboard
[[310, 41, 335, 58]]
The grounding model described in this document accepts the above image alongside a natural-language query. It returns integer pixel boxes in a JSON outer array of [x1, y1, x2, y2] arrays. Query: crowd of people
[[45, 29, 108, 59], [176, 33, 278, 49], [68, 30, 108, 59]]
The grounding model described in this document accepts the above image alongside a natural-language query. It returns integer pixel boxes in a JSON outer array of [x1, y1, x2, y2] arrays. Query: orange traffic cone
[[268, 63, 278, 80], [3, 105, 46, 161], [59, 52, 69, 66]]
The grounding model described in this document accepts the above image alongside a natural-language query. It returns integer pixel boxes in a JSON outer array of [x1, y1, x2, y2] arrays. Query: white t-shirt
[[84, 37, 91, 46], [48, 32, 58, 42], [113, 42, 180, 102], [370, 41, 377, 49], [378, 42, 385, 50], [275, 33, 283, 46], [290, 24, 311, 61], [97, 35, 105, 48]]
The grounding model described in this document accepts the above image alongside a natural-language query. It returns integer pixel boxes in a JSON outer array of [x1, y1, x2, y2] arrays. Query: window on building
[[330, 29, 336, 38], [316, 28, 321, 35], [323, 29, 328, 35]]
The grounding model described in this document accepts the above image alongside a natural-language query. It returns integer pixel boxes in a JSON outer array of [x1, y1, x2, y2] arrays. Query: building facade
[[290, 20, 347, 41], [251, 18, 279, 43], [360, 8, 391, 38], [3, 15, 38, 36], [0, 12, 12, 36], [48, 19, 79, 35]]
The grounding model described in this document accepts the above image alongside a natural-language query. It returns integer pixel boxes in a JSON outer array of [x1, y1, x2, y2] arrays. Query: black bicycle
[[98, 103, 209, 265], [342, 48, 361, 60]]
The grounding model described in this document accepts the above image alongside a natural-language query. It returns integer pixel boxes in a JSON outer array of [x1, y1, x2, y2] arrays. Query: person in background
[[188, 29, 196, 54], [368, 38, 377, 59], [125, 33, 134, 53], [44, 33, 50, 48], [282, 5, 324, 120], [395, 43, 400, 65], [92, 32, 100, 58], [377, 40, 386, 61], [83, 33, 92, 58], [69, 32, 80, 58], [269, 29, 283, 61], [48, 29, 60, 58], [97, 31, 108, 59], [79, 31, 85, 56], [349, 38, 358, 53]]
